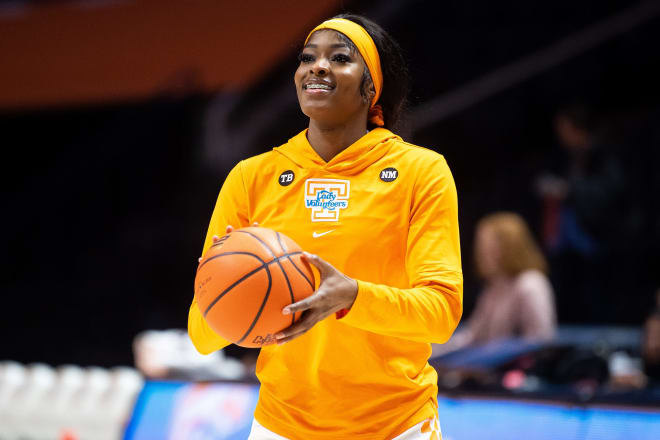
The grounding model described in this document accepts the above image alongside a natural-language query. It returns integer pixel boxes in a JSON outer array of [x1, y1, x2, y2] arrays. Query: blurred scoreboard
[[125, 381, 660, 439]]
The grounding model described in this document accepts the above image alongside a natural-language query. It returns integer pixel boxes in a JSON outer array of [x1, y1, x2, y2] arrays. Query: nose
[[310, 56, 330, 76]]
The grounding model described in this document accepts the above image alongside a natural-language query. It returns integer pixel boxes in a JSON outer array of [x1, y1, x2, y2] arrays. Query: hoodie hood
[[273, 128, 401, 175]]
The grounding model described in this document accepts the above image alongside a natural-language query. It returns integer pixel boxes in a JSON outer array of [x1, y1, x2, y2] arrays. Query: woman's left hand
[[275, 252, 358, 344]]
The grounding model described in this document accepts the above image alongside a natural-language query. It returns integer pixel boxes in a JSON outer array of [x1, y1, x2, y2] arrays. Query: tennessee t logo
[[304, 179, 350, 222]]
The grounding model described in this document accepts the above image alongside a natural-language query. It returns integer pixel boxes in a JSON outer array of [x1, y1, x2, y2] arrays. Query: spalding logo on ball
[[194, 227, 315, 347]]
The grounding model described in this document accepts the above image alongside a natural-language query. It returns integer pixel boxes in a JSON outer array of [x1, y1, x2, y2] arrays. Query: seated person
[[607, 288, 660, 390], [643, 289, 660, 383], [435, 212, 556, 355]]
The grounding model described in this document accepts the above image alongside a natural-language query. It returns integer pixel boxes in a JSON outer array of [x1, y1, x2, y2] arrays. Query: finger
[[301, 252, 334, 277], [275, 313, 316, 344], [282, 293, 321, 315], [276, 330, 309, 345], [225, 225, 234, 234]]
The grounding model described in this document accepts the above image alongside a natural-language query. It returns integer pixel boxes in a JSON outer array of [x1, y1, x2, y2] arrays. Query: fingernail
[[282, 308, 291, 315]]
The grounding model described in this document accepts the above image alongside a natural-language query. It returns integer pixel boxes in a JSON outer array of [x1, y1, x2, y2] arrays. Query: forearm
[[340, 270, 463, 343]]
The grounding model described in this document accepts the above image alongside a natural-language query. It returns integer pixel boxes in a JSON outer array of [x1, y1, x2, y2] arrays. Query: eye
[[298, 53, 314, 63], [331, 54, 351, 63]]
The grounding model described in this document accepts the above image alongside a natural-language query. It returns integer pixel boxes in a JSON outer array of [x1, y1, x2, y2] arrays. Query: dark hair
[[325, 14, 410, 130]]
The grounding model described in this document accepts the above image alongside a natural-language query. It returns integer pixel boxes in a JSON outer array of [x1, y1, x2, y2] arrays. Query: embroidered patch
[[380, 167, 398, 182], [278, 170, 295, 186]]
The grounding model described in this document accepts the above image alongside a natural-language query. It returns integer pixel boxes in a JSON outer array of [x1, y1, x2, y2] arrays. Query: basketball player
[[189, 15, 462, 439]]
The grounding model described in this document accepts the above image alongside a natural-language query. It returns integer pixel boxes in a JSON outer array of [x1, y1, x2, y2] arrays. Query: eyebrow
[[304, 43, 350, 49]]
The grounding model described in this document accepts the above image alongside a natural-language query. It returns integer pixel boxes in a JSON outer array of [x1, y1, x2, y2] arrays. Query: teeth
[[306, 84, 332, 90]]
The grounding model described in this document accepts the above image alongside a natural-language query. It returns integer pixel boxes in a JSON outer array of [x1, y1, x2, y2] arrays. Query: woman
[[188, 14, 462, 440], [439, 212, 555, 355]]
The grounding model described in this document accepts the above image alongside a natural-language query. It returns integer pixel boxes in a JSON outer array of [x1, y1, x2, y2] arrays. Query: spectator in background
[[434, 212, 556, 355], [609, 288, 660, 390], [642, 289, 660, 384], [536, 102, 631, 323]]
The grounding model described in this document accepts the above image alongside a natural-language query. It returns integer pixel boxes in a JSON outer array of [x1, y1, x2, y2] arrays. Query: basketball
[[194, 226, 315, 347]]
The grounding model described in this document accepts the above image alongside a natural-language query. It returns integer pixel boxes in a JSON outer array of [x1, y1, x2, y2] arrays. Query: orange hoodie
[[188, 128, 462, 439]]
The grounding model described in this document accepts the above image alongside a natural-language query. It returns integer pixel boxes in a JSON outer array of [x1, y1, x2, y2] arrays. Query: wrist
[[335, 278, 358, 320], [346, 278, 358, 308]]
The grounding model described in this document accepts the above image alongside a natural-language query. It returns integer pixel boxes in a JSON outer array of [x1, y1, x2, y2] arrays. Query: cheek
[[293, 67, 304, 89], [294, 69, 307, 105], [337, 70, 364, 99]]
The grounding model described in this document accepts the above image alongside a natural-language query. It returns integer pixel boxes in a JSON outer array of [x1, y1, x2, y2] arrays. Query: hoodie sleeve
[[188, 162, 251, 354], [340, 155, 463, 343]]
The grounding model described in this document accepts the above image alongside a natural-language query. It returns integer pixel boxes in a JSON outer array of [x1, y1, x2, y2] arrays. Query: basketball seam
[[235, 229, 297, 328], [201, 252, 303, 343], [275, 232, 296, 325], [275, 232, 288, 253], [202, 258, 267, 316], [197, 251, 264, 272], [285, 256, 314, 290], [236, 261, 273, 345], [210, 238, 228, 248], [202, 228, 301, 345], [235, 229, 277, 257], [202, 252, 302, 316], [275, 231, 314, 291]]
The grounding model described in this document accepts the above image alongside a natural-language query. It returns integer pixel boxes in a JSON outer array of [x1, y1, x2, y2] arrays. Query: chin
[[300, 103, 333, 121]]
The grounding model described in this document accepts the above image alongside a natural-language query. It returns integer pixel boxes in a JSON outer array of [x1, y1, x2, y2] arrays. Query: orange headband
[[305, 18, 385, 126]]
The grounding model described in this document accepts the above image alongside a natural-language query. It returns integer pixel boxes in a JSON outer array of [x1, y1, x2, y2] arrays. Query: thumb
[[282, 295, 317, 315], [302, 252, 334, 278]]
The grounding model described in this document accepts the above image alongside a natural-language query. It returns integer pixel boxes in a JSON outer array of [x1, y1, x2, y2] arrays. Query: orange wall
[[0, 0, 342, 109]]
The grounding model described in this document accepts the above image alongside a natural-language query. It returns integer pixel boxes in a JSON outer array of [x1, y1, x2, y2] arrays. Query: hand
[[198, 222, 260, 262], [275, 252, 358, 344]]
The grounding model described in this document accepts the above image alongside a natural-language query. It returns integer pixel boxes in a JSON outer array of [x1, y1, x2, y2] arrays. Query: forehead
[[306, 29, 354, 50]]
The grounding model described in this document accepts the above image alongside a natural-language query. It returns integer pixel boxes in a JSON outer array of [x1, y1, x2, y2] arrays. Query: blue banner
[[125, 381, 660, 439]]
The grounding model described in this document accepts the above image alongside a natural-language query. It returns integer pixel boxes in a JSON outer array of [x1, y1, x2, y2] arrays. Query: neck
[[306, 115, 369, 162]]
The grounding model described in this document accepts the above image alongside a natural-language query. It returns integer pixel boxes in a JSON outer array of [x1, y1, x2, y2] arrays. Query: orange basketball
[[194, 227, 315, 347]]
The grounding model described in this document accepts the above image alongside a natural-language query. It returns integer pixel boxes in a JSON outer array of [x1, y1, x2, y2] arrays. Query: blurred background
[[1, 0, 659, 439]]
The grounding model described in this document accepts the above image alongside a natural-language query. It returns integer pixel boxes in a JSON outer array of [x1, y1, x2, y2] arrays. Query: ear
[[367, 77, 376, 98], [362, 78, 376, 105]]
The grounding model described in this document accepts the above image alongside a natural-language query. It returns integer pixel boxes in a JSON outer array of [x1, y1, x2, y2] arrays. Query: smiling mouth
[[303, 83, 335, 91]]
